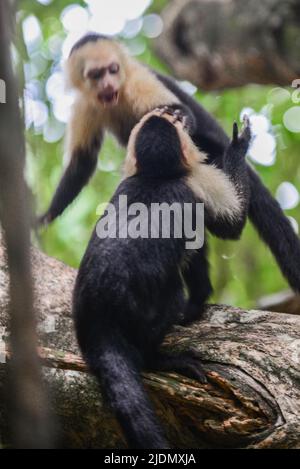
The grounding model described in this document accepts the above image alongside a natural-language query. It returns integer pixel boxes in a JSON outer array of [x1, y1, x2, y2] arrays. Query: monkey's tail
[[248, 169, 300, 292], [86, 330, 169, 449]]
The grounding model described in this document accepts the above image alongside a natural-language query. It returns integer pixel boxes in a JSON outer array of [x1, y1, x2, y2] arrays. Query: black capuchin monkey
[[73, 110, 251, 449], [39, 34, 300, 293]]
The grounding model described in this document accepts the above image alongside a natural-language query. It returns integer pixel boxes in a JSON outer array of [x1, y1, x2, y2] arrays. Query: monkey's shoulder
[[114, 175, 199, 207]]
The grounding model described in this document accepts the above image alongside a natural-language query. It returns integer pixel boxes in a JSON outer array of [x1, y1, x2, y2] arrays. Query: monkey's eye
[[87, 68, 103, 80], [109, 63, 119, 74]]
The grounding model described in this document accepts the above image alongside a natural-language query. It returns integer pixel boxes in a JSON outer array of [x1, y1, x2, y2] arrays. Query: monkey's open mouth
[[99, 91, 119, 106]]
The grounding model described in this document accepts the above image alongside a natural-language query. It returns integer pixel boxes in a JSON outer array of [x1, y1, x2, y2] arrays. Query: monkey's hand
[[153, 105, 194, 133], [230, 115, 252, 157], [150, 351, 207, 384], [179, 301, 206, 327], [35, 212, 53, 228]]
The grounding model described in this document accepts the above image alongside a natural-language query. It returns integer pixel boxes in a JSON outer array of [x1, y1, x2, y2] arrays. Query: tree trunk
[[0, 1, 53, 448], [0, 233, 300, 448], [155, 0, 300, 90]]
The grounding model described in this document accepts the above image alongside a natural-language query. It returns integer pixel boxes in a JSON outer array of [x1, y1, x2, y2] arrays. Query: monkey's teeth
[[100, 91, 119, 106]]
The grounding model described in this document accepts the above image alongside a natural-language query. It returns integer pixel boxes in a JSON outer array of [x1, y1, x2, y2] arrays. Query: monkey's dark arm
[[205, 121, 251, 240], [179, 125, 249, 325], [156, 71, 300, 292], [39, 134, 103, 225]]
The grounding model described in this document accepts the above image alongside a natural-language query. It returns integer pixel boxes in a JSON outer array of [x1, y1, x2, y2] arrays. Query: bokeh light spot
[[283, 106, 300, 133], [276, 182, 300, 210]]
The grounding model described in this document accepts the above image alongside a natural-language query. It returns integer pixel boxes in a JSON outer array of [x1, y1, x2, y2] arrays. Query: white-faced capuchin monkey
[[73, 110, 251, 449], [39, 34, 300, 293]]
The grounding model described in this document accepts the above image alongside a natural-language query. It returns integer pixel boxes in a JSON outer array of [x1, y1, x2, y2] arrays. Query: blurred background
[[19, 0, 300, 309]]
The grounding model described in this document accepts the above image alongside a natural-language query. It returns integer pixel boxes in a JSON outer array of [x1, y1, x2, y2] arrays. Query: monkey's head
[[125, 111, 205, 180], [134, 116, 186, 178], [67, 34, 127, 107]]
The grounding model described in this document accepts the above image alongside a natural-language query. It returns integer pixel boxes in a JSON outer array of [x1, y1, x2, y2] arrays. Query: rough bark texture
[[155, 0, 300, 90], [0, 1, 53, 448], [1, 234, 300, 448]]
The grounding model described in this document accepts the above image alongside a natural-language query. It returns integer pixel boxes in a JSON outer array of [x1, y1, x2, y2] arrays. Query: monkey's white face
[[83, 56, 123, 107], [67, 40, 128, 107]]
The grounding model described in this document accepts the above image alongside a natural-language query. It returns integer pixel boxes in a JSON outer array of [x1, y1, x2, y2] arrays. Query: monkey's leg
[[248, 169, 300, 292], [181, 247, 212, 326]]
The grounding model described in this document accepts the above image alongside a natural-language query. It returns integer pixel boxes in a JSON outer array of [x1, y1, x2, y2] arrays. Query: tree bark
[[0, 234, 300, 449], [0, 1, 53, 448], [155, 0, 300, 90]]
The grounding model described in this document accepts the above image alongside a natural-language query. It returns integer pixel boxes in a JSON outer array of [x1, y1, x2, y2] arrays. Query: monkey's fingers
[[154, 106, 183, 121], [151, 106, 188, 131], [243, 114, 250, 128], [155, 105, 170, 117], [172, 109, 184, 124], [232, 121, 239, 142], [182, 115, 189, 131], [241, 115, 252, 143], [232, 118, 251, 147], [36, 213, 52, 228]]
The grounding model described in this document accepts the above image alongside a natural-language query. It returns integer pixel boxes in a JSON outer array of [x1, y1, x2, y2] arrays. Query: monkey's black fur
[[73, 116, 251, 449]]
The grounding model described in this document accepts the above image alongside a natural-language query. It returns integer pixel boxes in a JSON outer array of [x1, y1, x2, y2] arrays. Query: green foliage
[[19, 1, 300, 308]]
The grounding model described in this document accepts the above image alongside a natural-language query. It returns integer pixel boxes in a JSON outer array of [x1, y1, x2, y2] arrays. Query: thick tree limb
[[0, 234, 300, 448], [155, 0, 300, 90]]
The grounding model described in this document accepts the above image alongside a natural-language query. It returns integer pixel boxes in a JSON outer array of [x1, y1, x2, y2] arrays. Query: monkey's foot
[[179, 302, 206, 326], [151, 351, 207, 384]]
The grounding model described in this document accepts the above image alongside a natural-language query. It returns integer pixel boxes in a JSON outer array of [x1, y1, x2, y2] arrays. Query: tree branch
[[155, 0, 300, 90], [1, 234, 300, 448]]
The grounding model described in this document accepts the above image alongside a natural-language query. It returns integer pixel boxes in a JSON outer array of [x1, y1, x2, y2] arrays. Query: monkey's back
[[73, 175, 200, 351]]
